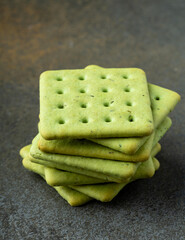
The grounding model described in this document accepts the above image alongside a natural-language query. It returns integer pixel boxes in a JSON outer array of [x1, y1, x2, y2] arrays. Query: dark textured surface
[[0, 0, 184, 239]]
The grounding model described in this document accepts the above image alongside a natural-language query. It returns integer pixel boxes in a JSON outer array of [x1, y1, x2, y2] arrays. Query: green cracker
[[86, 65, 180, 154], [30, 134, 161, 182], [38, 116, 171, 162], [54, 186, 92, 206], [39, 68, 153, 139], [153, 117, 172, 146], [23, 156, 109, 186], [70, 157, 159, 202], [21, 146, 159, 205], [20, 144, 32, 158], [44, 167, 108, 186], [20, 145, 109, 186], [21, 146, 109, 185], [21, 155, 92, 206], [31, 135, 140, 183], [38, 132, 154, 162], [22, 137, 162, 186]]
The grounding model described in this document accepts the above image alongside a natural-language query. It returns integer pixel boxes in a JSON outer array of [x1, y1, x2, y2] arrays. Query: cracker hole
[[124, 87, 130, 92], [79, 76, 85, 80], [81, 118, 88, 123], [101, 75, 106, 79], [56, 77, 63, 81], [81, 103, 87, 108], [105, 117, 111, 123], [155, 96, 160, 100], [126, 101, 132, 106], [57, 90, 63, 94], [128, 115, 134, 122], [103, 102, 110, 107], [59, 119, 65, 124], [58, 104, 64, 109], [102, 88, 108, 93], [123, 75, 128, 79], [80, 89, 86, 93]]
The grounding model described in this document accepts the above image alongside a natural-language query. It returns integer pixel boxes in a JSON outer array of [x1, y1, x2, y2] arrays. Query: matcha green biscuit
[[20, 145, 108, 186], [54, 186, 92, 207], [38, 131, 154, 162], [86, 65, 180, 154], [70, 157, 159, 202], [38, 117, 171, 162], [22, 157, 92, 206], [21, 146, 159, 205], [20, 144, 31, 158], [23, 156, 109, 186], [30, 134, 161, 182], [39, 68, 153, 139], [19, 65, 180, 207]]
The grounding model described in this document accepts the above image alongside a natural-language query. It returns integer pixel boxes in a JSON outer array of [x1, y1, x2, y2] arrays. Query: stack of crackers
[[20, 65, 180, 206]]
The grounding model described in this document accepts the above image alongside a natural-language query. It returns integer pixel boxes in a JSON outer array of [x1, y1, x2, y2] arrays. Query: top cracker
[[39, 68, 153, 139]]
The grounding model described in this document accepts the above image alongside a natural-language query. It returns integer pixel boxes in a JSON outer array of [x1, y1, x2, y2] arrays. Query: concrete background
[[0, 0, 184, 239]]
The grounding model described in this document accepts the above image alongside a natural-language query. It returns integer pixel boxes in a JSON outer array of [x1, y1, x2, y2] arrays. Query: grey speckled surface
[[0, 0, 185, 239]]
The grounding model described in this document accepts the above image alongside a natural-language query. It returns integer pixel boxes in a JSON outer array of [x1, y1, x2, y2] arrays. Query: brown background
[[0, 0, 184, 239]]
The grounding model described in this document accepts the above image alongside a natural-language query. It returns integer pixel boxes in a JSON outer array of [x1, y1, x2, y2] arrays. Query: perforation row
[[56, 87, 131, 94], [56, 96, 160, 108], [56, 101, 133, 109], [55, 74, 129, 82], [58, 115, 134, 125]]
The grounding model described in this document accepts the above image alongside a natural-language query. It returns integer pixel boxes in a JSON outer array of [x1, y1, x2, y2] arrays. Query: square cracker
[[38, 117, 171, 162], [70, 157, 159, 202], [21, 150, 92, 206], [39, 68, 153, 139], [86, 65, 180, 154], [30, 135, 140, 182], [38, 131, 154, 162], [21, 146, 159, 205], [23, 156, 109, 186], [21, 142, 159, 186], [30, 135, 161, 182], [22, 155, 159, 206]]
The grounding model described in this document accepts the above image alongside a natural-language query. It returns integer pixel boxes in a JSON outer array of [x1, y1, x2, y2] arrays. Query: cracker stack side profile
[[19, 65, 180, 206]]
